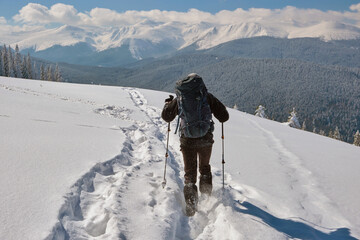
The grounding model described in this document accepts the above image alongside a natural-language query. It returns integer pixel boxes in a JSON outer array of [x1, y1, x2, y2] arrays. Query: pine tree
[[333, 126, 341, 140], [354, 130, 360, 146], [15, 44, 21, 78], [33, 62, 37, 79], [26, 53, 32, 79], [233, 104, 238, 110], [328, 130, 333, 138], [8, 46, 15, 77], [301, 121, 306, 130], [21, 56, 28, 79], [54, 64, 62, 82], [2, 45, 9, 77], [255, 105, 267, 118], [319, 130, 325, 136], [40, 64, 45, 80], [287, 107, 301, 128], [47, 65, 53, 81]]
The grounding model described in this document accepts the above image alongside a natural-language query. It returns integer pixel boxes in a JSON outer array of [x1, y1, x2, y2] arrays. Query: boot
[[183, 183, 198, 216], [199, 174, 212, 196]]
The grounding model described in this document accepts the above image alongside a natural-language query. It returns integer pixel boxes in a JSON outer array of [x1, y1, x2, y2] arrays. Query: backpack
[[175, 74, 213, 138]]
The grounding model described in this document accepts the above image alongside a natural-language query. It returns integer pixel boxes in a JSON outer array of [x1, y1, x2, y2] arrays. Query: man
[[161, 73, 229, 216]]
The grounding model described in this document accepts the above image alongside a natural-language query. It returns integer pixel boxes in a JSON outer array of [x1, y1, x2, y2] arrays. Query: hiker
[[161, 73, 229, 216]]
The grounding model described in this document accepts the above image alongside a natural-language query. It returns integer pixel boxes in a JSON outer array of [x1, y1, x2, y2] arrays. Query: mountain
[[1, 77, 359, 239], [12, 18, 359, 67]]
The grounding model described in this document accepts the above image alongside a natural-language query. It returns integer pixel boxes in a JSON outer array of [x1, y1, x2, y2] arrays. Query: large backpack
[[175, 74, 213, 138]]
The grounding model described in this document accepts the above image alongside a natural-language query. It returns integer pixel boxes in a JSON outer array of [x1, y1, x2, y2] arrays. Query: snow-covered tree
[[40, 64, 45, 80], [26, 52, 32, 79], [354, 130, 360, 146], [301, 121, 306, 130], [287, 107, 301, 128], [233, 104, 238, 110], [255, 105, 267, 118], [54, 64, 62, 82], [333, 126, 341, 140], [21, 56, 28, 79], [2, 45, 9, 77], [47, 65, 53, 81], [328, 130, 333, 138], [14, 44, 21, 78], [8, 46, 16, 77], [319, 130, 325, 136]]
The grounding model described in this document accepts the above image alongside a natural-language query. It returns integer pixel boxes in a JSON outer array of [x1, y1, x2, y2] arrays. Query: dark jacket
[[162, 93, 229, 148]]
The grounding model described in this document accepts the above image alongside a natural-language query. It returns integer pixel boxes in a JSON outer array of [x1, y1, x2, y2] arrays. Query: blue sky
[[0, 0, 359, 20]]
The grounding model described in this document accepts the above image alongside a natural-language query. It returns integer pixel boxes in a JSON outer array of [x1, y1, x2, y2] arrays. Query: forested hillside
[[59, 51, 360, 143]]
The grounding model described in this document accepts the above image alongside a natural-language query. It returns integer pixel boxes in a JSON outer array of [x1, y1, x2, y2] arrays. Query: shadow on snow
[[235, 201, 357, 240]]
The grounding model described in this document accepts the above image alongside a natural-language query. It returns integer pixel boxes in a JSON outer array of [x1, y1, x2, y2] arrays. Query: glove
[[165, 95, 174, 103]]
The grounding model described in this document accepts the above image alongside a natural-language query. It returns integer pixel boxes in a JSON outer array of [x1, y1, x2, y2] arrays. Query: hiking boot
[[199, 174, 212, 196], [184, 183, 198, 216]]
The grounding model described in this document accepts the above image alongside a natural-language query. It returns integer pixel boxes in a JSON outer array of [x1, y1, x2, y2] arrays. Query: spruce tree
[[301, 121, 306, 130], [333, 126, 341, 140], [26, 53, 32, 79], [15, 44, 21, 78], [55, 64, 62, 82], [40, 64, 45, 80], [47, 65, 53, 81], [354, 130, 360, 146], [8, 46, 15, 77], [2, 45, 9, 77], [21, 56, 28, 79], [287, 107, 301, 128], [255, 105, 267, 118]]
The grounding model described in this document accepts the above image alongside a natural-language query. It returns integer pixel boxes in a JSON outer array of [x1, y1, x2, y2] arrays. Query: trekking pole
[[162, 122, 171, 188], [222, 123, 225, 189]]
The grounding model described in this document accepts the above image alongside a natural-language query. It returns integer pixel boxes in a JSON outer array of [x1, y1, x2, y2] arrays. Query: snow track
[[46, 88, 187, 239]]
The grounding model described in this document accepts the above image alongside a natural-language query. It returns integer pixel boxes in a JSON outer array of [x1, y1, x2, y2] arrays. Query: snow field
[[1, 77, 360, 239]]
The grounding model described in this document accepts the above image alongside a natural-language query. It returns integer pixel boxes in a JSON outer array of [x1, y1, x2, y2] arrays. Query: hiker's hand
[[165, 95, 174, 103]]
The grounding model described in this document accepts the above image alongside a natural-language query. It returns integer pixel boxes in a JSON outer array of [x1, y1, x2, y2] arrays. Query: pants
[[181, 145, 212, 184]]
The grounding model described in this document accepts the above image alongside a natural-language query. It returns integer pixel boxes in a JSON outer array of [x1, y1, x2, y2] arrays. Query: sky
[[0, 0, 360, 21]]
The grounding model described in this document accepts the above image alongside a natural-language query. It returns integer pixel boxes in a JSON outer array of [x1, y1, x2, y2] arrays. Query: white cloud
[[13, 3, 81, 25], [2, 3, 359, 49], [0, 16, 7, 24], [350, 3, 360, 12], [10, 3, 360, 29]]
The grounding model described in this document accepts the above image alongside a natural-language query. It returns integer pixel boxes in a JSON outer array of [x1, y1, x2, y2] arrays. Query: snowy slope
[[1, 77, 360, 240]]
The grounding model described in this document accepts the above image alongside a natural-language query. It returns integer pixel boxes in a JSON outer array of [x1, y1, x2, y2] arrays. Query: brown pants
[[181, 146, 212, 184]]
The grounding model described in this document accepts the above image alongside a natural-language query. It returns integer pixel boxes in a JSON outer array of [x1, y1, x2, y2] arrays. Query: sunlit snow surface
[[1, 77, 359, 240]]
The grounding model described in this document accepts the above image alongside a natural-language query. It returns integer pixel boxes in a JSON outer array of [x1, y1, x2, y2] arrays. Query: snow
[[2, 17, 360, 60], [1, 77, 360, 240]]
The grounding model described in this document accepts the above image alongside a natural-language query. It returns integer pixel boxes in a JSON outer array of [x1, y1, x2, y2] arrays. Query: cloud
[[350, 3, 360, 12], [0, 16, 7, 24], [13, 3, 81, 25], [11, 3, 360, 29]]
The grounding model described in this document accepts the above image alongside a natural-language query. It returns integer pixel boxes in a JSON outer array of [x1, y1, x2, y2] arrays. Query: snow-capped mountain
[[9, 19, 360, 64], [1, 77, 360, 240]]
